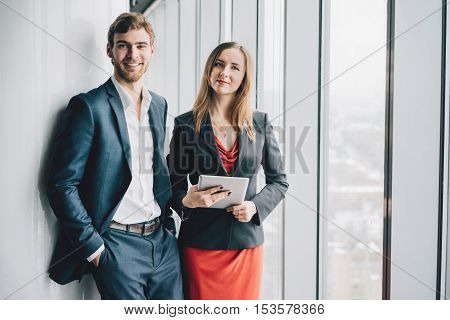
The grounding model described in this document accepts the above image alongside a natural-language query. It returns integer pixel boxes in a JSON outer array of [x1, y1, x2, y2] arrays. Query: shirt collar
[[110, 75, 152, 113], [141, 83, 152, 114]]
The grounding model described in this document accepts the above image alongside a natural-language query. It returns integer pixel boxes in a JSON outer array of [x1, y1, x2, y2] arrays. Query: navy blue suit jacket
[[47, 79, 173, 285]]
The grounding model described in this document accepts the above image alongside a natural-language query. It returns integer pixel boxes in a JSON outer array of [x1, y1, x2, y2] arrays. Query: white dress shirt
[[111, 75, 161, 223], [87, 76, 161, 262]]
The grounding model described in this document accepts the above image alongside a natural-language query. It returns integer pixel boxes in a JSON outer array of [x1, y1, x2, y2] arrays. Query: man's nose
[[126, 46, 139, 59]]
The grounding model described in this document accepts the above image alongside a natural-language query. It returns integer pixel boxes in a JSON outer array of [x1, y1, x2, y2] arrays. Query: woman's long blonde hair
[[192, 42, 255, 142]]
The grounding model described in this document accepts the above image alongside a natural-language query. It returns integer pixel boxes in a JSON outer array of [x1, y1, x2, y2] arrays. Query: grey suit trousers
[[92, 225, 183, 300]]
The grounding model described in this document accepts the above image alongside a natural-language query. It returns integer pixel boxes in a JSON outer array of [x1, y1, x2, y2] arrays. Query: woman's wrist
[[182, 196, 191, 208], [248, 201, 257, 215]]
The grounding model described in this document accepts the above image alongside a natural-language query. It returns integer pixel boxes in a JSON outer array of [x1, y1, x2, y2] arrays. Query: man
[[47, 12, 182, 300]]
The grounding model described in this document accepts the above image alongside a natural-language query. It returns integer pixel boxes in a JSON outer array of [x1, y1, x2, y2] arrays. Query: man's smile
[[123, 62, 143, 69]]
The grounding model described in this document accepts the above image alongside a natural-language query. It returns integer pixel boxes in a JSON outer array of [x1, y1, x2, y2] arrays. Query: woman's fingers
[[188, 184, 199, 193], [226, 203, 256, 223], [185, 185, 233, 208], [226, 205, 251, 223], [210, 190, 231, 203], [227, 205, 244, 215], [226, 205, 237, 213], [203, 185, 224, 195]]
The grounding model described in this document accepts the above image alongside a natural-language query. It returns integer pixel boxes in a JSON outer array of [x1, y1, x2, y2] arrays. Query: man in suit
[[47, 12, 182, 299]]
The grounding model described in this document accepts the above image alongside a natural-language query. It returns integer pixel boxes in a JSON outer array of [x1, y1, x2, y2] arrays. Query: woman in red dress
[[167, 42, 288, 299]]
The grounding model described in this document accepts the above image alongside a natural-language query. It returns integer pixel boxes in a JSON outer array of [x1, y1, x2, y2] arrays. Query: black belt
[[109, 217, 160, 236]]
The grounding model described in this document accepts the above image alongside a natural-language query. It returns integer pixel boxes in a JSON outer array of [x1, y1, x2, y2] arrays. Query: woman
[[167, 42, 288, 300]]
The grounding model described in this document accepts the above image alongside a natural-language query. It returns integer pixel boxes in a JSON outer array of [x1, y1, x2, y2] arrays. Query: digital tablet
[[198, 175, 249, 209]]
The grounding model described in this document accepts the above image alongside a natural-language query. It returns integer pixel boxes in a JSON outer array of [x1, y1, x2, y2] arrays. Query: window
[[321, 0, 388, 299]]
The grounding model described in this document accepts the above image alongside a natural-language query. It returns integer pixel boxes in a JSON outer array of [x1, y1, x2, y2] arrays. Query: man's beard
[[114, 60, 148, 82]]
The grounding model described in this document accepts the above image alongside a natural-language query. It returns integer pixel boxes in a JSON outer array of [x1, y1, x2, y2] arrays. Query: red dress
[[181, 136, 263, 300]]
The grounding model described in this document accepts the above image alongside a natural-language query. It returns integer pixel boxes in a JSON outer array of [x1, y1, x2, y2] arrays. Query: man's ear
[[106, 43, 112, 58], [149, 43, 156, 57]]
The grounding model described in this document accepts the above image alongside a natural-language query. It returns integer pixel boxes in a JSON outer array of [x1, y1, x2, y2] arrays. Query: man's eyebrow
[[115, 40, 150, 45]]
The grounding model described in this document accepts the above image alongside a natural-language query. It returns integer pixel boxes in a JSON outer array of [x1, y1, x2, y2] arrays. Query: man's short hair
[[108, 12, 155, 47]]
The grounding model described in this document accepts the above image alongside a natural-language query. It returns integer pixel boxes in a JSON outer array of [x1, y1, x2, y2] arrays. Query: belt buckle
[[141, 222, 148, 236], [143, 218, 158, 236]]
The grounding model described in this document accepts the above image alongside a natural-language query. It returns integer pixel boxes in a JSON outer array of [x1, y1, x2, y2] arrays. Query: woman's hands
[[226, 201, 257, 223], [182, 185, 257, 223], [182, 185, 231, 208]]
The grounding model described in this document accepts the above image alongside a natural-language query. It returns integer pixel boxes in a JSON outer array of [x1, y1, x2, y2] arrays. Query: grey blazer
[[167, 110, 288, 250]]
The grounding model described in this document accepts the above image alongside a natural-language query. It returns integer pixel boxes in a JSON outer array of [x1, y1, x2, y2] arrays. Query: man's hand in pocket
[[92, 252, 102, 267]]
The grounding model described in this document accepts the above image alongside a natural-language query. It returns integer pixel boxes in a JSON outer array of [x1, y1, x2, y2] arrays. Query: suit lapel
[[232, 130, 250, 176], [200, 113, 228, 176], [147, 96, 160, 156], [105, 79, 132, 170]]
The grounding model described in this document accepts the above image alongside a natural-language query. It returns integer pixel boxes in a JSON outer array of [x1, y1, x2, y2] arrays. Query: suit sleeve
[[167, 118, 192, 220], [250, 113, 289, 224], [47, 95, 104, 260], [162, 98, 176, 234]]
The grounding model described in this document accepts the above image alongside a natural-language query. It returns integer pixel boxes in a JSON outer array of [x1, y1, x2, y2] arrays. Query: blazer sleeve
[[250, 113, 289, 224], [161, 98, 176, 234], [47, 95, 104, 260], [167, 117, 192, 220]]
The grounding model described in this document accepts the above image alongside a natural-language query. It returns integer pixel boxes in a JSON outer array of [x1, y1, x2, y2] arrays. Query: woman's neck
[[210, 94, 234, 123]]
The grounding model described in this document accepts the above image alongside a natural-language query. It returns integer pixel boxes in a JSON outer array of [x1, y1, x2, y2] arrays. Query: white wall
[[0, 0, 128, 299]]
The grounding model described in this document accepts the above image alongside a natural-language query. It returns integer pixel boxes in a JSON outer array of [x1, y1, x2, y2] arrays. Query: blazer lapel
[[232, 130, 250, 176], [147, 96, 166, 212], [200, 114, 228, 176], [147, 97, 161, 156], [105, 79, 132, 170]]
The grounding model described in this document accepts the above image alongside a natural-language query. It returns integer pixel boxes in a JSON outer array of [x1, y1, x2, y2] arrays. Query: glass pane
[[322, 0, 387, 299], [258, 0, 285, 300]]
